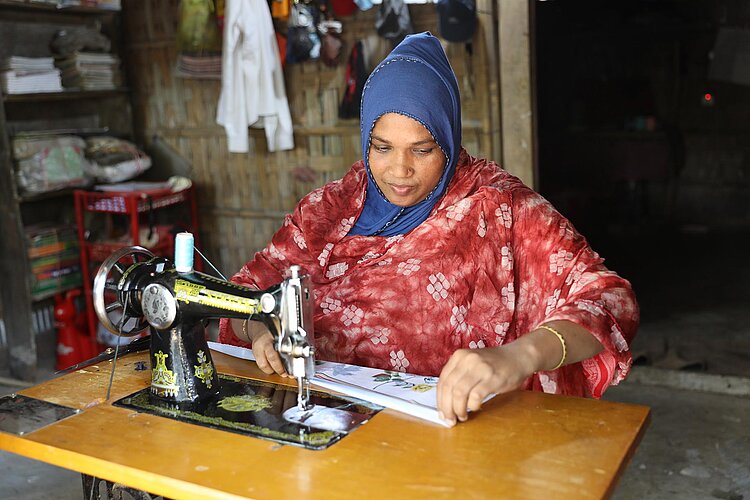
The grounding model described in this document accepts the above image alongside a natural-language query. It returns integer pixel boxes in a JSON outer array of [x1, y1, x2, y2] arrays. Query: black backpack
[[339, 41, 367, 119]]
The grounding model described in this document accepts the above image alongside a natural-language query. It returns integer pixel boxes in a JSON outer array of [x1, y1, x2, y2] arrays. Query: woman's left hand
[[436, 343, 536, 426]]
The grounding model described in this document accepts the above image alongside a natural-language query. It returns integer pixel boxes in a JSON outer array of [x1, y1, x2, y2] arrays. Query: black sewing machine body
[[93, 247, 315, 408]]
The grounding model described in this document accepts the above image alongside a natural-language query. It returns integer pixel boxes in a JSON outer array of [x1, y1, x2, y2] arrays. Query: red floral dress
[[219, 149, 639, 398]]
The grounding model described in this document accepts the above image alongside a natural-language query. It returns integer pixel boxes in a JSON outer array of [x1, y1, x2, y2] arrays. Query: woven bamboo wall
[[122, 0, 498, 276]]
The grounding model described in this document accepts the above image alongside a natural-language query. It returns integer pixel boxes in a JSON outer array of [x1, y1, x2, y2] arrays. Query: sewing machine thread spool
[[174, 232, 194, 273]]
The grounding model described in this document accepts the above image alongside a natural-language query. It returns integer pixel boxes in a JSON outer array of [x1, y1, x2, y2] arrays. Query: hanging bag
[[375, 0, 413, 43], [287, 2, 320, 63], [339, 40, 367, 119]]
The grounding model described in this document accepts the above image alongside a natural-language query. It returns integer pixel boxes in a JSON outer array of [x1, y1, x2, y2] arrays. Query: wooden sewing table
[[0, 351, 650, 499]]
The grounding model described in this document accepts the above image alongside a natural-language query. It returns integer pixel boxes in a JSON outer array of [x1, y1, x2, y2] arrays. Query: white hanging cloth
[[216, 0, 294, 153]]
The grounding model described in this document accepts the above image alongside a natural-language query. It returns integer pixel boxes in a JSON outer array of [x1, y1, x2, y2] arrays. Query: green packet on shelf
[[31, 273, 82, 299]]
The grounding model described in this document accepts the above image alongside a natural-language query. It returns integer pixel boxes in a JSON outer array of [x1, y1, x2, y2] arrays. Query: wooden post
[[0, 100, 37, 381], [477, 0, 502, 162], [498, 0, 537, 188]]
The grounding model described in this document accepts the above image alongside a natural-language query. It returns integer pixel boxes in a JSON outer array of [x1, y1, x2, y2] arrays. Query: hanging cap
[[437, 0, 477, 43]]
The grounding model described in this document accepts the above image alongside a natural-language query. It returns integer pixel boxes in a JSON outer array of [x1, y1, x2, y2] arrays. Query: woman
[[220, 32, 638, 426]]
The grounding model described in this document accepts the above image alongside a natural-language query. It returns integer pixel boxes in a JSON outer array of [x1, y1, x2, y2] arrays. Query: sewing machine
[[91, 245, 315, 409]]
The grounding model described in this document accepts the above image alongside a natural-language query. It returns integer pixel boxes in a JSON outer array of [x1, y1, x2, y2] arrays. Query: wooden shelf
[[31, 281, 80, 302], [0, 0, 130, 381], [18, 187, 81, 203], [3, 88, 129, 103]]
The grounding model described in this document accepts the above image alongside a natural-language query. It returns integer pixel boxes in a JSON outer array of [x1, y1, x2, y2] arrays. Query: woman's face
[[368, 113, 446, 207]]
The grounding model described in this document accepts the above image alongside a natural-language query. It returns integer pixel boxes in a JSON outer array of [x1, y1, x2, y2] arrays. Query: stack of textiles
[[175, 54, 222, 79], [25, 224, 82, 300], [0, 56, 63, 94], [56, 52, 122, 90], [57, 0, 120, 9]]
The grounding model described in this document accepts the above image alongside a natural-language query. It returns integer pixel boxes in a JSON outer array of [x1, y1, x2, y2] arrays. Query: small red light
[[704, 93, 713, 102]]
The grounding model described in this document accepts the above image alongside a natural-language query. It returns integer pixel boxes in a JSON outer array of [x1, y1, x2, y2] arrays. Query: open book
[[207, 342, 452, 427]]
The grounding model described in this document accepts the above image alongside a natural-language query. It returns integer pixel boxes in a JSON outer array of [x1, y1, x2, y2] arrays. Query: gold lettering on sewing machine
[[174, 279, 261, 314], [174, 280, 203, 301], [151, 350, 178, 397]]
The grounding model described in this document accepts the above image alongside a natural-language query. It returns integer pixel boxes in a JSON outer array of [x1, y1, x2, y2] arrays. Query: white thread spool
[[174, 232, 194, 273]]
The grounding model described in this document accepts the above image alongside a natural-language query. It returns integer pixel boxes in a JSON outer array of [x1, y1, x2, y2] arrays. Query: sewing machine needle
[[297, 377, 310, 410]]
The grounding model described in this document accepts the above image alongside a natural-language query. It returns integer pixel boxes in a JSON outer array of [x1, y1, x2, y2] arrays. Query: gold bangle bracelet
[[241, 319, 251, 343], [538, 325, 567, 371]]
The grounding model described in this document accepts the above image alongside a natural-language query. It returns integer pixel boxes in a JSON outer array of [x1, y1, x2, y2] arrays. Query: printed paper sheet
[[207, 341, 451, 427]]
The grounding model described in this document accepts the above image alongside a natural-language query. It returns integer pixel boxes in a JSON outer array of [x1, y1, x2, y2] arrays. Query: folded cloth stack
[[55, 52, 122, 90], [0, 56, 63, 94], [175, 54, 222, 79]]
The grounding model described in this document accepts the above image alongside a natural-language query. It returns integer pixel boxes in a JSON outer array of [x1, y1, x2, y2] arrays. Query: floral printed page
[[312, 363, 447, 426], [207, 342, 450, 427], [313, 363, 438, 407]]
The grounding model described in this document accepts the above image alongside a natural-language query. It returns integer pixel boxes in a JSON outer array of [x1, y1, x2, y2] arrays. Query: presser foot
[[282, 404, 370, 434]]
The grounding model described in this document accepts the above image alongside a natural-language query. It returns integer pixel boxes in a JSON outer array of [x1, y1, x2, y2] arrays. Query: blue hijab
[[348, 32, 462, 237]]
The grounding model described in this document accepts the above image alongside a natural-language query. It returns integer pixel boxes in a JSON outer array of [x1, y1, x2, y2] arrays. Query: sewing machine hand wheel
[[93, 246, 155, 337]]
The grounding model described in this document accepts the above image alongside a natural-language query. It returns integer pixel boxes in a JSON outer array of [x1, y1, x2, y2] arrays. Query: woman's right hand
[[250, 328, 289, 377], [231, 318, 288, 377]]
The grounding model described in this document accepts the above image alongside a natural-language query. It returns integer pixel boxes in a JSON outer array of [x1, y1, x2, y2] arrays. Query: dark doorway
[[535, 0, 750, 376]]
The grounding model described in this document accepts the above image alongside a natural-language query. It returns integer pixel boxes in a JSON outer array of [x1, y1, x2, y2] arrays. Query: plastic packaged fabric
[[84, 136, 152, 183], [13, 136, 89, 194]]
